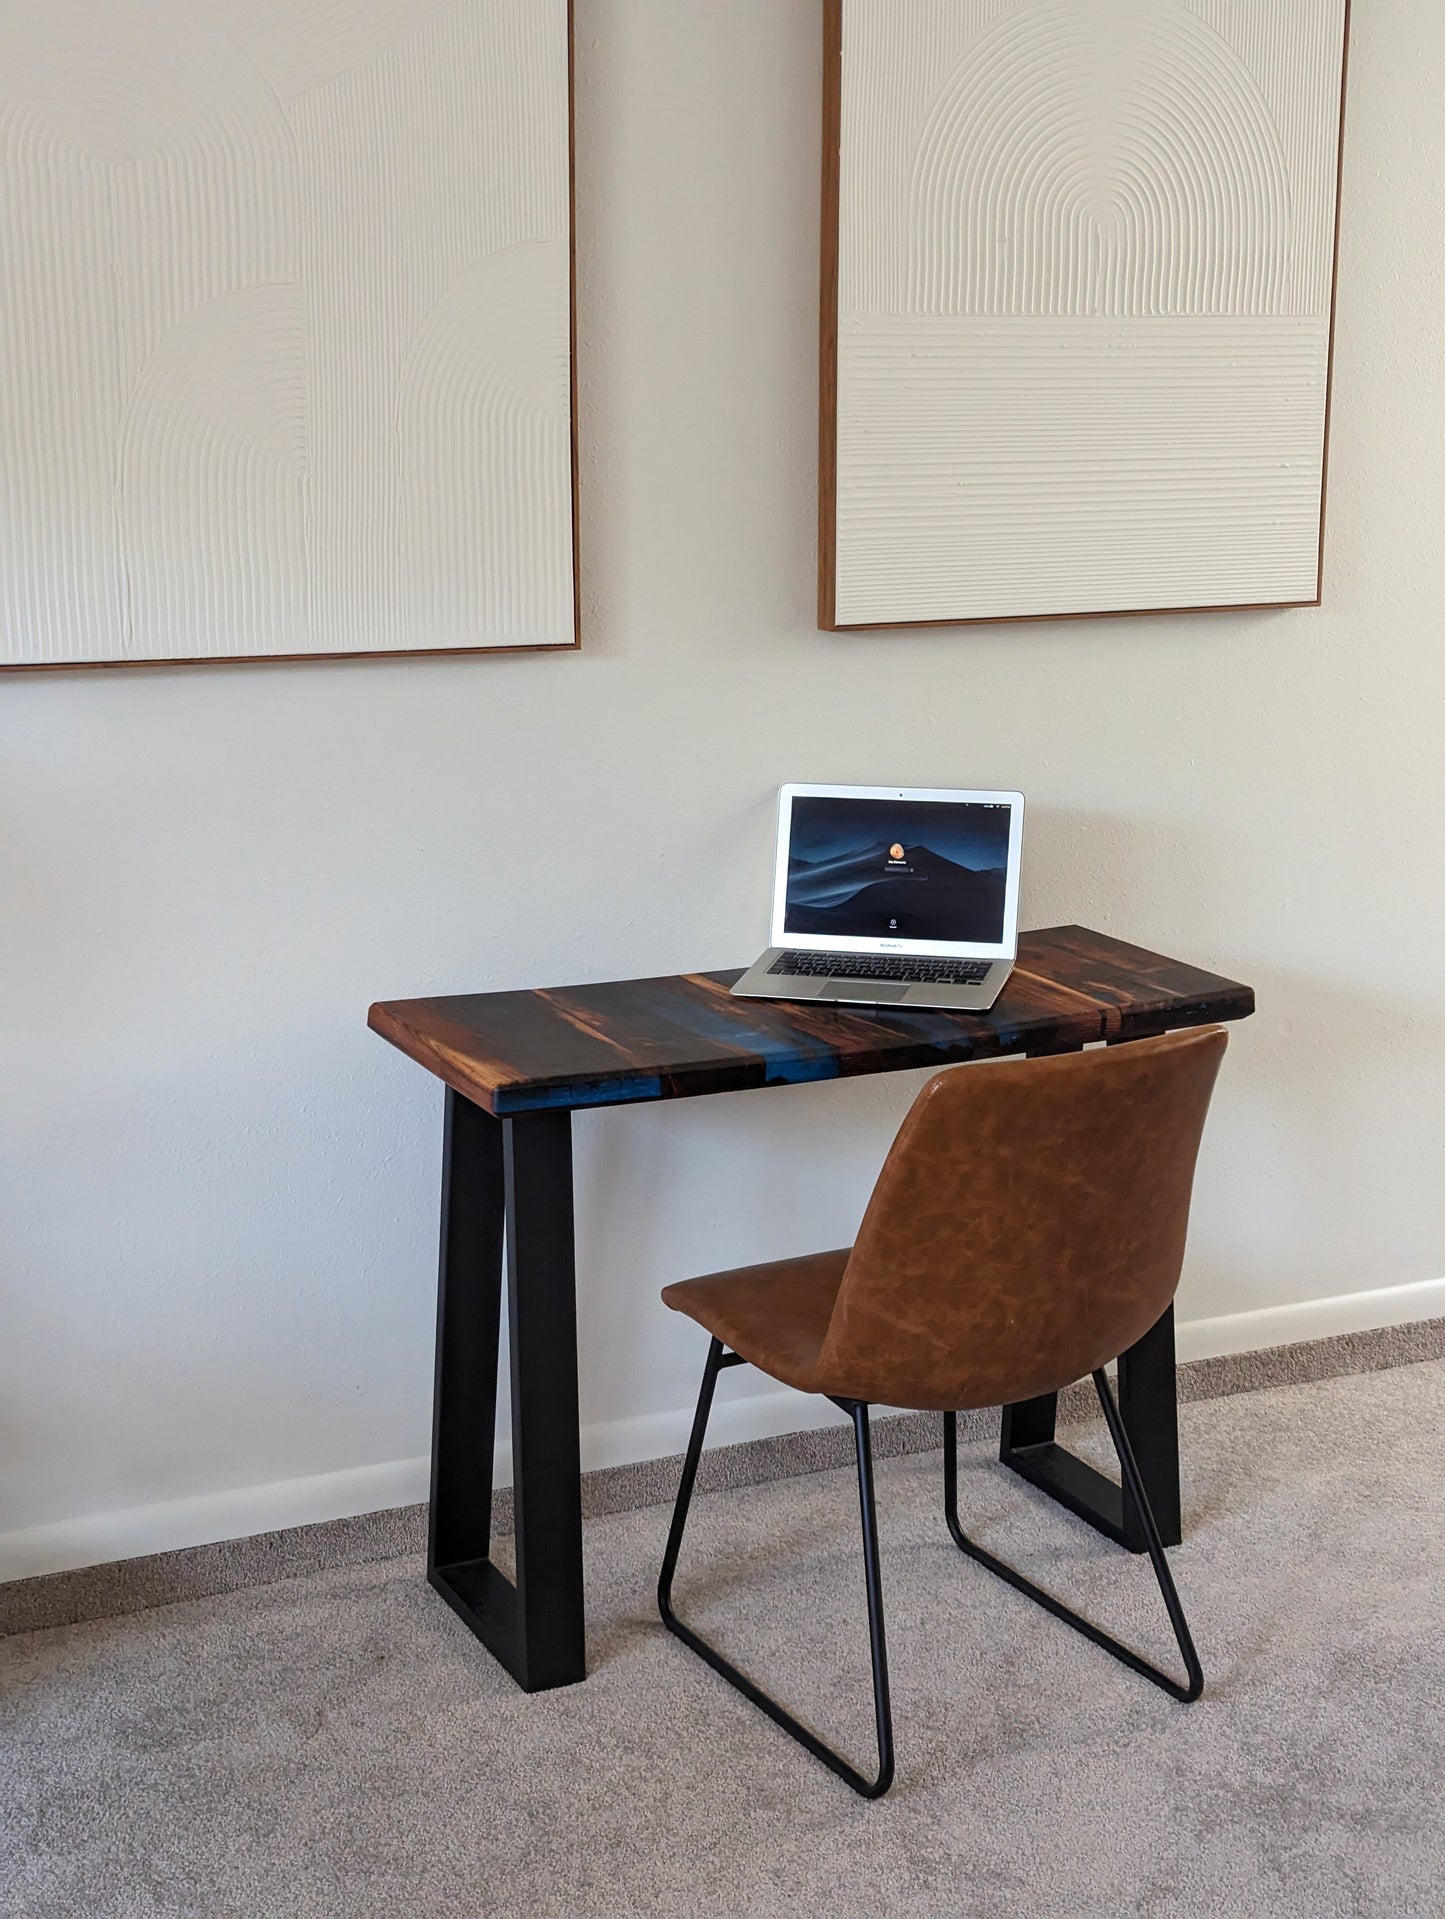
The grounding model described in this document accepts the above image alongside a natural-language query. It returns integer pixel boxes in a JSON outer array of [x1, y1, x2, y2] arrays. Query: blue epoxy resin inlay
[[762, 1052, 841, 1087], [641, 979, 846, 1084], [501, 1072, 666, 1114]]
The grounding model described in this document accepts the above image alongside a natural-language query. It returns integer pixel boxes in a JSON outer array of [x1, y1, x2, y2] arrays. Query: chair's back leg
[[1092, 1369, 1204, 1701], [945, 1396, 1203, 1703]]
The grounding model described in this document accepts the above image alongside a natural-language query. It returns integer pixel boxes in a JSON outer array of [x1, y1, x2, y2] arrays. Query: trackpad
[[828, 982, 909, 1003]]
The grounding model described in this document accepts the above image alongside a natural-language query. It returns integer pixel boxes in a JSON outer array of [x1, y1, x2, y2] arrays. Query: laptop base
[[731, 950, 1013, 1013]]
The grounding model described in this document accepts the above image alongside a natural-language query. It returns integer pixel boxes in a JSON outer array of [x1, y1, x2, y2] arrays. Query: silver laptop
[[732, 783, 1025, 1012]]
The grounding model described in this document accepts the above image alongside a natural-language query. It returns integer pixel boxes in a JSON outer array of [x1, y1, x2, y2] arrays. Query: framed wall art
[[0, 0, 578, 669], [819, 0, 1350, 629]]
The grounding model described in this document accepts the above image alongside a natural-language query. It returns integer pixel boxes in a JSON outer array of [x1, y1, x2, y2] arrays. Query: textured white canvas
[[0, 0, 574, 665], [830, 0, 1348, 625]]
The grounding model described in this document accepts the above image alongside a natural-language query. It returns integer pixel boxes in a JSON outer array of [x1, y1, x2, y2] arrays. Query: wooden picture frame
[[819, 0, 1351, 632], [1, 0, 575, 675]]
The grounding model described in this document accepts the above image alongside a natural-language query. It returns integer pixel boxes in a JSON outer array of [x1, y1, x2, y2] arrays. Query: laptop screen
[[783, 795, 1013, 945]]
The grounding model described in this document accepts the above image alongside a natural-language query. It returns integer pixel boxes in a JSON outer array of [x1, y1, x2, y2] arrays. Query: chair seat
[[661, 1248, 851, 1396]]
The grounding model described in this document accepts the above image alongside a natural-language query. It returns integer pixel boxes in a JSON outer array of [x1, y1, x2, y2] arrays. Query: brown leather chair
[[658, 1025, 1227, 1797]]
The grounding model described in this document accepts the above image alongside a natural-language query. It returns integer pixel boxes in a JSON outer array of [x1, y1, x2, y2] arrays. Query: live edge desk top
[[368, 925, 1255, 1118]]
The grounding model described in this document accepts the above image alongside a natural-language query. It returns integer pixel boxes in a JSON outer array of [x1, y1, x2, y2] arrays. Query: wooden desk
[[369, 925, 1254, 1692]]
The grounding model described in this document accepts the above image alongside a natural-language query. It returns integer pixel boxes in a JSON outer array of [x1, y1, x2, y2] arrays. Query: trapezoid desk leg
[[427, 1092, 586, 1692], [428, 1088, 505, 1583], [997, 1038, 1184, 1553], [999, 1308, 1182, 1555], [1117, 1303, 1181, 1550]]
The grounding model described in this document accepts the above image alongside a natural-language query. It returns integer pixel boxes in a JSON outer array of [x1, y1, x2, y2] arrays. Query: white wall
[[3, 0, 1443, 1580]]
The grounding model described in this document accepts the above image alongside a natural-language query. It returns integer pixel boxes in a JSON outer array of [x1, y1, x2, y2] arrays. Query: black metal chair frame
[[658, 1337, 1203, 1800]]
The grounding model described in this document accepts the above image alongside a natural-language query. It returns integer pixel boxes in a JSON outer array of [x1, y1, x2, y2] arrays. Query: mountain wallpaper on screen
[[784, 798, 1009, 942]]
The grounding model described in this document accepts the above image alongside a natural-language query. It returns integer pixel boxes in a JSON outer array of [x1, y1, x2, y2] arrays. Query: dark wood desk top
[[368, 925, 1253, 1119]]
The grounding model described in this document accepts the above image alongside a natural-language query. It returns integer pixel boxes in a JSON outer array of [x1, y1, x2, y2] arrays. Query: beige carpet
[[2, 1360, 1442, 1919]]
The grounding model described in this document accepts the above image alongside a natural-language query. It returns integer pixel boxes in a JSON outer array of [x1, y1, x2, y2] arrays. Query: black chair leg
[[658, 1337, 895, 1798], [945, 1370, 1204, 1703]]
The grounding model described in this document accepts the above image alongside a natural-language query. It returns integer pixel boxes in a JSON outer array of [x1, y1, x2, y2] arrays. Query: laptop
[[732, 783, 1025, 1012]]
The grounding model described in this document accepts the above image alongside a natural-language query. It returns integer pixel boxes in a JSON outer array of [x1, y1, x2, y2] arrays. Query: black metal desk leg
[[997, 1035, 1185, 1554], [429, 1089, 505, 1579], [1117, 1304, 1181, 1549], [999, 1305, 1182, 1555], [997, 1045, 1076, 1530], [502, 1107, 586, 1689], [1000, 1393, 1058, 1454], [427, 1095, 586, 1692]]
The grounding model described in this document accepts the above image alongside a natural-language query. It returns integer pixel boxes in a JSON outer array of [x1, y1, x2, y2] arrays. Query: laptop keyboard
[[768, 953, 992, 986]]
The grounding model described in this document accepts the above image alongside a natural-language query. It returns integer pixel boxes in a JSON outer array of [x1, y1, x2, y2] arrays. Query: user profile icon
[[889, 843, 905, 861]]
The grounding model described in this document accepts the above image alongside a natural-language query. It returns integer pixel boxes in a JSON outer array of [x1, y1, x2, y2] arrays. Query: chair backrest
[[815, 1026, 1228, 1411]]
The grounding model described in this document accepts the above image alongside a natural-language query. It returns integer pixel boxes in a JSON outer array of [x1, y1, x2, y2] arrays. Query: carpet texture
[[2, 1360, 1441, 1919]]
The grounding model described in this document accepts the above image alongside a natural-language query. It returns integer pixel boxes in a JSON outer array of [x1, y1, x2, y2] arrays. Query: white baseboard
[[0, 1382, 855, 1583], [1172, 1275, 1445, 1363], [0, 1460, 431, 1586], [4, 1279, 1441, 1585]]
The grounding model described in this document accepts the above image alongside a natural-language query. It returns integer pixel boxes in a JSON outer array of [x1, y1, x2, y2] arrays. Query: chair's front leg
[[847, 1400, 895, 1795], [658, 1337, 728, 1618], [659, 1349, 895, 1799]]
